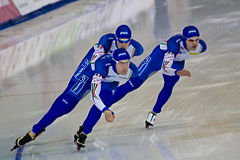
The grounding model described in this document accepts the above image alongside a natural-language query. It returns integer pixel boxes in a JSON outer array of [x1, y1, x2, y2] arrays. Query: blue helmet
[[115, 25, 131, 43], [113, 48, 130, 62], [183, 25, 200, 39]]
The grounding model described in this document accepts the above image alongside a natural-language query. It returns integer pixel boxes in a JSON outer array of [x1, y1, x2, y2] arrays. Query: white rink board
[[12, 0, 60, 15]]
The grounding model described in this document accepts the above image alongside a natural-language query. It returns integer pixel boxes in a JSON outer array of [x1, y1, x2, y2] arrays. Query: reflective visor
[[118, 60, 130, 64], [117, 38, 130, 43]]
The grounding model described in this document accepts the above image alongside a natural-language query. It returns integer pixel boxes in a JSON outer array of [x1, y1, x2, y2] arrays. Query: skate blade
[[145, 121, 153, 129], [77, 143, 85, 151], [10, 146, 18, 151], [77, 145, 85, 151]]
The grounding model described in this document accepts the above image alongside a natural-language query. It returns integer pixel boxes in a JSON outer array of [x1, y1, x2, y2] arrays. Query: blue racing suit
[[32, 33, 143, 134], [81, 55, 139, 134], [108, 34, 207, 114]]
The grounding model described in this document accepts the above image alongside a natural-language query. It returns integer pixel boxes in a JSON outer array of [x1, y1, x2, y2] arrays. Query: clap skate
[[74, 125, 87, 150], [74, 125, 84, 143], [75, 133, 87, 150], [145, 112, 156, 129], [11, 128, 46, 151]]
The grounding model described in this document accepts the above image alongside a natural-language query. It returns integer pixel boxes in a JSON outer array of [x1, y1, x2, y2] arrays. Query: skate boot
[[145, 112, 156, 129], [76, 133, 87, 150], [74, 125, 84, 143], [11, 128, 46, 151]]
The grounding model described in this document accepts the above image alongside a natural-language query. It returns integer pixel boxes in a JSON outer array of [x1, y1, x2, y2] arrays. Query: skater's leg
[[109, 54, 159, 107], [152, 74, 180, 113], [82, 85, 114, 134], [145, 60, 185, 128], [32, 74, 91, 134], [75, 84, 114, 150], [11, 48, 95, 150], [32, 93, 78, 134], [82, 105, 102, 134], [109, 77, 143, 107], [145, 75, 179, 128]]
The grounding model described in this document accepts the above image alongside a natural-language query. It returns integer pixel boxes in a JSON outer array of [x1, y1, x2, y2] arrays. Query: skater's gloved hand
[[177, 70, 191, 77], [104, 110, 115, 122]]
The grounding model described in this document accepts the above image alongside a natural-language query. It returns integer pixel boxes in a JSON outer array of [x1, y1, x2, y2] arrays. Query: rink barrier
[[0, 19, 81, 80], [0, 0, 20, 23], [0, 0, 78, 31], [12, 0, 60, 16], [0, 0, 154, 80]]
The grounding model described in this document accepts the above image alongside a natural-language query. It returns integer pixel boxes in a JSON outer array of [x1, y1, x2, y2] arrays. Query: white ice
[[0, 0, 240, 160]]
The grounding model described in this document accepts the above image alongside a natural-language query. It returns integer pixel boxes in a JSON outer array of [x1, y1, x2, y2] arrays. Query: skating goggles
[[117, 38, 130, 43], [117, 60, 130, 64]]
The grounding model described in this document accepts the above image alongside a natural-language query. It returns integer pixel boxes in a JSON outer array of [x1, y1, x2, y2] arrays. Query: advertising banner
[[12, 0, 59, 16], [0, 0, 20, 23], [0, 20, 81, 80], [0, 0, 154, 80]]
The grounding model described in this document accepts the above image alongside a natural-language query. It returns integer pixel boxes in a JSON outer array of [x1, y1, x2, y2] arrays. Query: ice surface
[[0, 0, 240, 159]]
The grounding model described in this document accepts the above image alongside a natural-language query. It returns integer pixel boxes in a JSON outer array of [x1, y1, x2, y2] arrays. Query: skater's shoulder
[[98, 33, 116, 50], [198, 39, 207, 52], [128, 39, 144, 56], [95, 54, 113, 66], [99, 33, 116, 43], [129, 39, 143, 49], [166, 34, 183, 53], [129, 62, 139, 78], [95, 55, 114, 71]]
